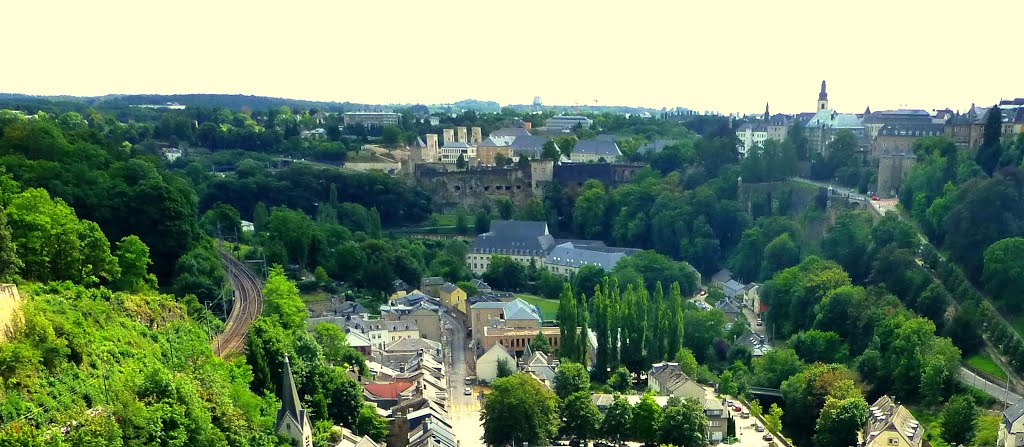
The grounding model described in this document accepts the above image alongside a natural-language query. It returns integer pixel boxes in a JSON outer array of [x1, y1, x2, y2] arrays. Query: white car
[[464, 387, 472, 396]]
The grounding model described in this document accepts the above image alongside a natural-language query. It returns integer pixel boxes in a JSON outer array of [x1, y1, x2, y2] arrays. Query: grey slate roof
[[723, 279, 745, 297], [471, 220, 555, 256], [805, 109, 864, 129], [544, 242, 636, 271], [491, 127, 532, 137], [715, 298, 741, 315], [503, 298, 542, 322], [573, 139, 622, 157], [442, 141, 471, 149], [510, 135, 554, 158], [1004, 399, 1024, 427], [440, 283, 459, 294]]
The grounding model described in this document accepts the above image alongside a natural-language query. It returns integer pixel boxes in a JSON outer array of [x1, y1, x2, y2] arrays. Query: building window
[[888, 438, 899, 446]]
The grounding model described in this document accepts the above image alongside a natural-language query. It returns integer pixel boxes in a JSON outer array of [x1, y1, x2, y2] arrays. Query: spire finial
[[764, 103, 770, 121], [818, 80, 828, 101]]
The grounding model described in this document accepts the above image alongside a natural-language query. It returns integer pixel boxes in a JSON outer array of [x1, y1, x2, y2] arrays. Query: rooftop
[[471, 220, 555, 256], [544, 242, 636, 271], [573, 139, 622, 157]]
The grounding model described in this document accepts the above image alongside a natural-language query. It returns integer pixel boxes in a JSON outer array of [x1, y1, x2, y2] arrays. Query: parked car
[[464, 387, 472, 396], [465, 376, 475, 385], [732, 405, 743, 412], [763, 434, 774, 441], [871, 195, 880, 201], [755, 425, 765, 432], [741, 411, 750, 418], [699, 289, 708, 297], [756, 319, 763, 326]]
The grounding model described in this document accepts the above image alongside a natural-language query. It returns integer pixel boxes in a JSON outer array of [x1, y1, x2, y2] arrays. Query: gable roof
[[715, 298, 741, 315], [421, 277, 445, 287], [471, 220, 554, 255], [544, 242, 636, 271], [573, 139, 622, 157], [491, 127, 532, 137], [363, 381, 414, 400], [863, 395, 923, 447], [440, 283, 460, 294], [638, 139, 679, 154], [648, 362, 700, 396], [386, 337, 441, 354], [1004, 400, 1024, 428], [503, 298, 542, 322]]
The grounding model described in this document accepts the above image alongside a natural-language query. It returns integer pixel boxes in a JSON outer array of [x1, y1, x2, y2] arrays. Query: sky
[[5, 1, 1023, 114]]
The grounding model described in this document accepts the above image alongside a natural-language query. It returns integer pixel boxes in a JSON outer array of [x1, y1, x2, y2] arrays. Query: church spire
[[280, 355, 302, 422], [817, 80, 829, 111], [864, 106, 871, 115], [764, 102, 770, 121], [276, 354, 313, 447]]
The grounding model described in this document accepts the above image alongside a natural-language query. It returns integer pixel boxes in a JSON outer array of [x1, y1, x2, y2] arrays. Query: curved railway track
[[214, 251, 263, 357]]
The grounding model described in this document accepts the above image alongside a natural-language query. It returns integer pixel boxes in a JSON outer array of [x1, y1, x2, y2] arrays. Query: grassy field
[[909, 405, 1000, 447], [300, 290, 331, 303], [966, 351, 1009, 381], [518, 293, 559, 321]]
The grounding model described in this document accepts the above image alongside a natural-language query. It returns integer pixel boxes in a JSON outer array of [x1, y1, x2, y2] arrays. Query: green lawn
[[518, 293, 559, 321], [908, 405, 1000, 447], [966, 352, 1009, 381], [300, 290, 331, 303]]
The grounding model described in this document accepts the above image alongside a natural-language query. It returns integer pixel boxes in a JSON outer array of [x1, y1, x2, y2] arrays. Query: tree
[[675, 348, 699, 379], [200, 202, 242, 240], [553, 361, 590, 400], [354, 404, 389, 441], [573, 181, 608, 239], [659, 397, 709, 447], [262, 266, 307, 332], [495, 197, 514, 219], [561, 391, 602, 442], [454, 207, 469, 235], [608, 366, 633, 392], [940, 394, 978, 446], [812, 397, 868, 447], [630, 393, 663, 445], [313, 322, 365, 372], [601, 395, 632, 444], [761, 233, 800, 279], [983, 237, 1024, 310], [821, 211, 872, 281], [497, 358, 514, 379], [495, 153, 512, 168], [381, 125, 401, 145], [790, 330, 849, 364], [455, 154, 468, 170], [558, 284, 578, 361], [114, 235, 157, 292], [542, 140, 562, 160], [764, 403, 784, 434], [975, 105, 1003, 175], [253, 201, 269, 233], [0, 209, 22, 281], [788, 124, 810, 161], [482, 255, 527, 291], [530, 331, 552, 355], [572, 265, 606, 301], [482, 373, 559, 447]]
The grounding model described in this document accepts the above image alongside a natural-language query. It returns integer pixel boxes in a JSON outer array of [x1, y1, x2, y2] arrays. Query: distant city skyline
[[4, 1, 1022, 115]]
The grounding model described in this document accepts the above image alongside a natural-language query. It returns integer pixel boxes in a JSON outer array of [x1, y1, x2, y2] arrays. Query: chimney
[[443, 129, 455, 145], [470, 127, 482, 145], [456, 127, 468, 143]]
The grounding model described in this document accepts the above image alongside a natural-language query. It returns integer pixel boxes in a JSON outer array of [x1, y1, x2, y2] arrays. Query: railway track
[[214, 251, 264, 357]]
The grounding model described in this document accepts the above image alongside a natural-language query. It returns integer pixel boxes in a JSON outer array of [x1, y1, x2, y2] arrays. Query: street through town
[[441, 310, 485, 446]]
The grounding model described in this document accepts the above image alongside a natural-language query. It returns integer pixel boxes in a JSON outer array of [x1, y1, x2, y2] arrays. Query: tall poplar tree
[[558, 283, 578, 360], [577, 294, 590, 366], [666, 282, 684, 359]]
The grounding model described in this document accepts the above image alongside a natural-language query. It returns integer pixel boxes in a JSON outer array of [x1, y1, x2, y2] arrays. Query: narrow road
[[214, 251, 263, 357], [960, 367, 1022, 404], [441, 310, 484, 446]]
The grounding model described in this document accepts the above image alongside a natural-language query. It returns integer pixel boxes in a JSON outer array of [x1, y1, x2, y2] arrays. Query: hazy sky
[[5, 1, 1023, 114]]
